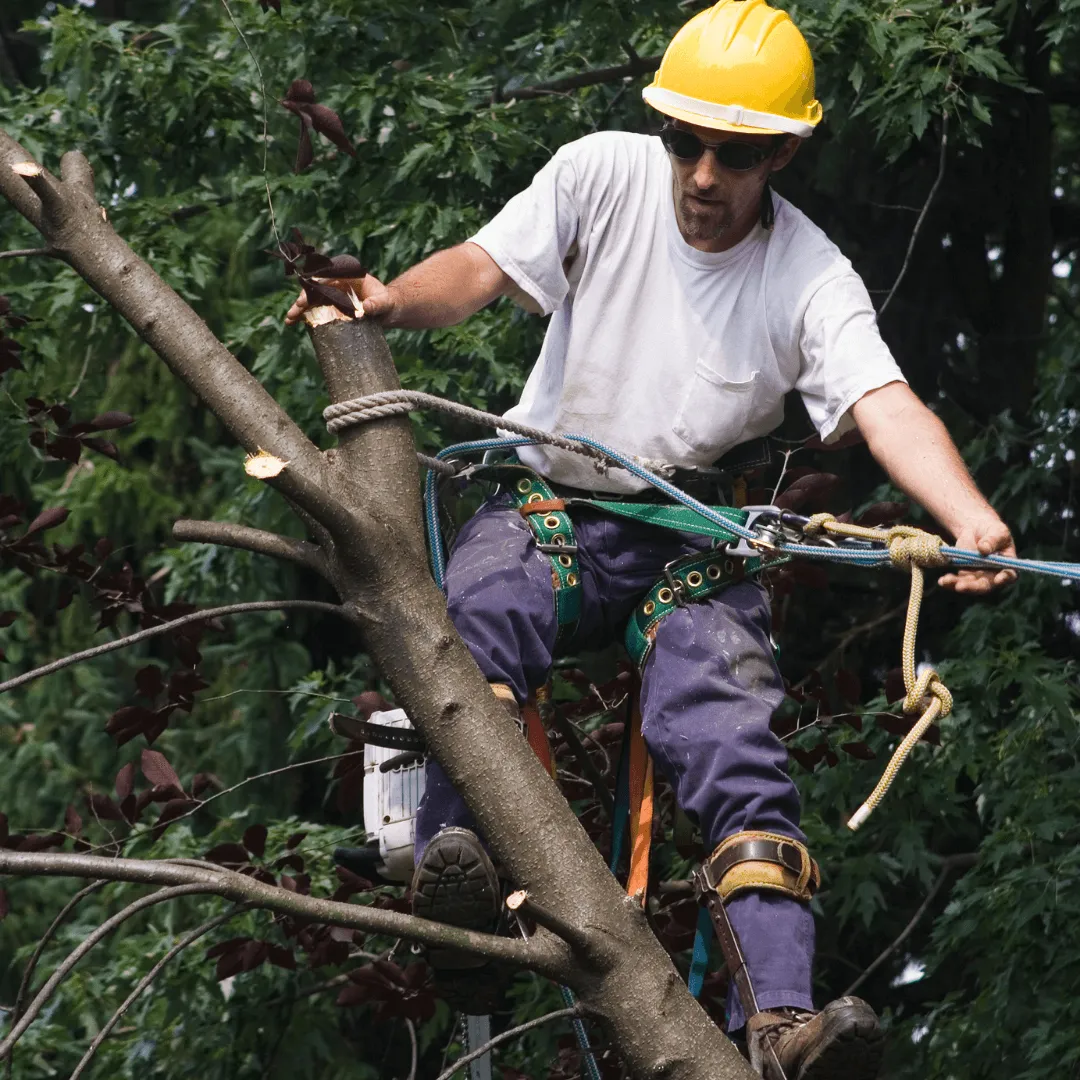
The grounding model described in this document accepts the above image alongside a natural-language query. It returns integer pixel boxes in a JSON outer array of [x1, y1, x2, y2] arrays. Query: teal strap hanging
[[688, 906, 714, 998]]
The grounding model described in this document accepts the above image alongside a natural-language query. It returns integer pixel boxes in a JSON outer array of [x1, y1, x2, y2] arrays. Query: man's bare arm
[[285, 242, 514, 329], [851, 381, 1016, 593]]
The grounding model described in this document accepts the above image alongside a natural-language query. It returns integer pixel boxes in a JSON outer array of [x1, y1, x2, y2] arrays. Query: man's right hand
[[285, 272, 393, 326]]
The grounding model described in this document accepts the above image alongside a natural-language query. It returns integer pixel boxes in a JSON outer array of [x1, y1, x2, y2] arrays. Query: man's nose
[[692, 149, 724, 190]]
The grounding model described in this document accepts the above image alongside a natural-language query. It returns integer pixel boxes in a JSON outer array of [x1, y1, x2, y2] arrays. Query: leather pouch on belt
[[701, 829, 821, 903]]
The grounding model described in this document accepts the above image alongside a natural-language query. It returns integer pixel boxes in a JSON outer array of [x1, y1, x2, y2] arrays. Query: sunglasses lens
[[715, 142, 768, 171], [661, 127, 705, 161]]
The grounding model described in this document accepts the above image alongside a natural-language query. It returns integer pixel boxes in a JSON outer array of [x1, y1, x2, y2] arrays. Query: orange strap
[[625, 687, 654, 906], [522, 696, 557, 780]]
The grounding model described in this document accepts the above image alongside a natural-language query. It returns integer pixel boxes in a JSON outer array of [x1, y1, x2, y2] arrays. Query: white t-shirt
[[469, 131, 905, 493]]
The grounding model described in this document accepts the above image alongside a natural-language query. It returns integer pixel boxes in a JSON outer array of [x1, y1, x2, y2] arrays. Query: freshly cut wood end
[[244, 449, 288, 479], [303, 304, 353, 327], [11, 161, 42, 177], [506, 889, 528, 912]]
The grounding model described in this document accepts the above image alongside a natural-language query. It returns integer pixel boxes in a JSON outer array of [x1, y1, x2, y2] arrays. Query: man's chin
[[678, 199, 732, 240]]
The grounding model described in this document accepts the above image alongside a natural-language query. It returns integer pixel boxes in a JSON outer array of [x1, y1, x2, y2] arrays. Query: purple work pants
[[415, 498, 815, 1028]]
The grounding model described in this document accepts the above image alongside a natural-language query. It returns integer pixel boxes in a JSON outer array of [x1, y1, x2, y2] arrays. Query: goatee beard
[[678, 195, 733, 241]]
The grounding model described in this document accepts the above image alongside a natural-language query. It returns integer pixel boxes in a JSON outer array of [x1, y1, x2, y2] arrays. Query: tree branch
[[878, 114, 949, 316], [68, 904, 248, 1080], [0, 600, 346, 696], [435, 1006, 585, 1080], [500, 54, 661, 102], [0, 852, 569, 978], [842, 853, 978, 997], [7, 881, 106, 1080], [0, 131, 323, 478], [0, 884, 212, 1060], [173, 519, 329, 581], [0, 247, 59, 260]]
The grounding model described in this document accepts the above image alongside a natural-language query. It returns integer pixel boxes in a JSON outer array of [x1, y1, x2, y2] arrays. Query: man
[[288, 1, 1015, 1074]]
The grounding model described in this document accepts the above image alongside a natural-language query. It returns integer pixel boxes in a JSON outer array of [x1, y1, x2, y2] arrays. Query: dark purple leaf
[[153, 798, 200, 837], [267, 945, 296, 969], [135, 665, 165, 699], [284, 79, 315, 104], [206, 936, 251, 960], [64, 804, 83, 836], [45, 436, 83, 464], [115, 762, 136, 801], [24, 506, 69, 537], [243, 824, 268, 858], [0, 611, 17, 628], [308, 103, 356, 155], [90, 411, 134, 431], [82, 438, 119, 461], [856, 501, 910, 527], [841, 741, 877, 761], [285, 831, 306, 849], [775, 473, 843, 513], [141, 748, 181, 791], [94, 537, 114, 561], [835, 668, 862, 705], [294, 122, 313, 173], [85, 792, 125, 822], [205, 843, 250, 866]]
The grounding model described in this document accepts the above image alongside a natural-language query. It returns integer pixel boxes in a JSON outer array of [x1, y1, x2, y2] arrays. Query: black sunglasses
[[659, 123, 776, 172]]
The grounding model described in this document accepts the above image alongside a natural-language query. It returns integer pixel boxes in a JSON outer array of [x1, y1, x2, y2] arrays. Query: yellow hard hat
[[643, 0, 822, 137]]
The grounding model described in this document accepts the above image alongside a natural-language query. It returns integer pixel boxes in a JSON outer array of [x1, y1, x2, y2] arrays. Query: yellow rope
[[803, 515, 952, 831]]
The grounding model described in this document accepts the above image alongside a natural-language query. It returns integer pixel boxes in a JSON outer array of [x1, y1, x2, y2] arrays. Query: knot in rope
[[903, 664, 953, 718], [804, 513, 836, 536], [886, 526, 948, 570]]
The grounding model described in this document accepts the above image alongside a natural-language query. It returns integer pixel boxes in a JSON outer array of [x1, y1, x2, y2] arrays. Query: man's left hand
[[937, 517, 1017, 594]]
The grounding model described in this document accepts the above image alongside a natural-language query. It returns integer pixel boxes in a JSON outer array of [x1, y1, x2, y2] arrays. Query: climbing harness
[[322, 387, 1080, 1030]]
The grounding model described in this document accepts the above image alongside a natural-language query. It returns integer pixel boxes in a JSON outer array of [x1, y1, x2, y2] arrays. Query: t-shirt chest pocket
[[672, 357, 765, 457]]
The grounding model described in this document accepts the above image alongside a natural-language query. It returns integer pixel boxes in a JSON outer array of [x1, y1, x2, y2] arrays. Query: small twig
[[7, 881, 106, 1080], [504, 891, 598, 961], [0, 247, 58, 260], [842, 853, 977, 996], [434, 1006, 585, 1080], [0, 884, 211, 1060], [89, 749, 365, 854], [547, 703, 616, 820], [878, 114, 949, 316], [0, 600, 345, 696], [404, 1019, 418, 1080], [218, 0, 279, 247], [68, 904, 248, 1079], [769, 447, 798, 505], [173, 519, 329, 580]]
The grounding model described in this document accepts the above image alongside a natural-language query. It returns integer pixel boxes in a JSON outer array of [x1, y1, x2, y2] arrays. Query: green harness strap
[[477, 463, 582, 642], [623, 547, 763, 669], [470, 463, 767, 658]]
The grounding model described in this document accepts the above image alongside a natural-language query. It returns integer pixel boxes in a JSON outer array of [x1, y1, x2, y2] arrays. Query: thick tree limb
[[0, 600, 346, 696], [0, 852, 567, 977], [435, 1005, 585, 1080], [0, 130, 323, 479], [68, 904, 248, 1080], [0, 884, 212, 1060], [500, 54, 661, 102], [843, 853, 978, 996], [173, 519, 329, 581]]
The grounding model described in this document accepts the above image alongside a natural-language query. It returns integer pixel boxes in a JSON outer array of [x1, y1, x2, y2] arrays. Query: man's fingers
[[285, 290, 308, 325], [361, 293, 392, 318]]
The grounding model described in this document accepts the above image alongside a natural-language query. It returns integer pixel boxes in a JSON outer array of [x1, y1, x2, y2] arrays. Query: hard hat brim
[[649, 99, 786, 137], [642, 85, 817, 138]]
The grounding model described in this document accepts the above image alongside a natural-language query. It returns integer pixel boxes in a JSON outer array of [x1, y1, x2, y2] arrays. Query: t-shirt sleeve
[[468, 147, 580, 317], [796, 271, 907, 443]]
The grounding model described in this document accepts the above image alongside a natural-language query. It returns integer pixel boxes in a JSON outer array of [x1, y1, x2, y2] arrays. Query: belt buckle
[[662, 560, 687, 606]]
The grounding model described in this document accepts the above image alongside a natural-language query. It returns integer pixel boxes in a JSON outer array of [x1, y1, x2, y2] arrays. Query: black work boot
[[410, 826, 506, 1012], [745, 997, 884, 1080]]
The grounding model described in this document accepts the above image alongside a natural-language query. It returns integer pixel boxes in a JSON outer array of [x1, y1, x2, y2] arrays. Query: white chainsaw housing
[[361, 709, 426, 882]]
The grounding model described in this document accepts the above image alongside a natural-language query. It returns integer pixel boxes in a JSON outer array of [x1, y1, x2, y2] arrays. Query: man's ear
[[769, 136, 801, 174]]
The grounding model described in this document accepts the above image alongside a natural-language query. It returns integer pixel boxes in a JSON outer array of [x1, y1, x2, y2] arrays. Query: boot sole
[[796, 1003, 884, 1080]]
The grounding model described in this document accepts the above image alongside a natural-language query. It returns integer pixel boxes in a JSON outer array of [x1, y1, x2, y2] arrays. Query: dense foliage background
[[0, 0, 1077, 1076]]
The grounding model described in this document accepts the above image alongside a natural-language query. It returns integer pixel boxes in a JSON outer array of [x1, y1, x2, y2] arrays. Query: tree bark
[[0, 128, 756, 1080]]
